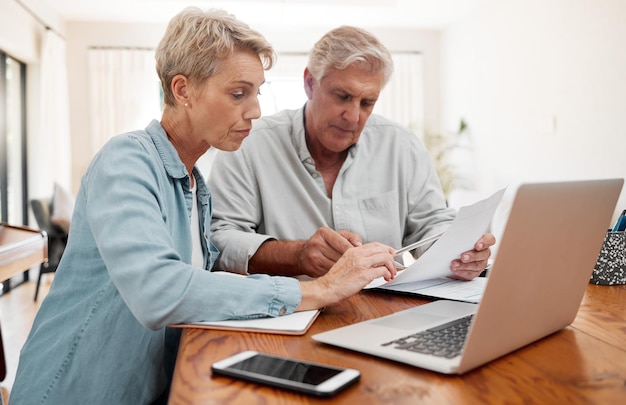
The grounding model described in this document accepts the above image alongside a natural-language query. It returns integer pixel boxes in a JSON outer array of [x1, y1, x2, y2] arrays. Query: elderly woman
[[10, 8, 396, 405]]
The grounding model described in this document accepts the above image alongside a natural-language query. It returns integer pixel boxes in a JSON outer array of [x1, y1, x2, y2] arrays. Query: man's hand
[[297, 227, 362, 277], [248, 227, 362, 277], [450, 233, 496, 280]]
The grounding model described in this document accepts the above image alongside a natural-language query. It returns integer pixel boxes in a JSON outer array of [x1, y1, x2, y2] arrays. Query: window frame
[[0, 50, 30, 293]]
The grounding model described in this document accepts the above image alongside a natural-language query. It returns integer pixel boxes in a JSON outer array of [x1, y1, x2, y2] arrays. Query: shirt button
[[279, 306, 287, 315], [312, 173, 319, 178]]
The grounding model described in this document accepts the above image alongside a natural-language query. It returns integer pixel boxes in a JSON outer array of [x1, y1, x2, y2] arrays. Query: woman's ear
[[172, 75, 190, 108]]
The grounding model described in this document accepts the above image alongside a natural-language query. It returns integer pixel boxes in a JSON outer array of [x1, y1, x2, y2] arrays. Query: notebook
[[172, 309, 320, 336], [313, 179, 623, 374]]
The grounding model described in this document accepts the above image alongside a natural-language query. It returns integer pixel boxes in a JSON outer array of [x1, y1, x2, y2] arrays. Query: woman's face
[[187, 49, 265, 152]]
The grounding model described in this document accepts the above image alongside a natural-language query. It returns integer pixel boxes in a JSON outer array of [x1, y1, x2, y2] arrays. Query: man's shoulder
[[252, 108, 301, 131], [243, 109, 302, 150], [363, 114, 419, 142]]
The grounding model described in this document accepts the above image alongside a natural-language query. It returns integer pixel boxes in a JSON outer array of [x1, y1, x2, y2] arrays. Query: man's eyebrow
[[332, 87, 378, 102], [331, 87, 352, 96]]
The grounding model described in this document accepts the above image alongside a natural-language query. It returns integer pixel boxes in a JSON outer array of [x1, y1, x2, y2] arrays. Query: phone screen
[[212, 351, 360, 396], [228, 353, 343, 385]]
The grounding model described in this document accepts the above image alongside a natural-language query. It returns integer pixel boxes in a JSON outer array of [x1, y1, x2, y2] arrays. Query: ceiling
[[38, 0, 490, 29]]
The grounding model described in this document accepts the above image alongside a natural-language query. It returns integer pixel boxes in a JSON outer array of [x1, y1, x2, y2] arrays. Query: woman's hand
[[297, 242, 396, 311]]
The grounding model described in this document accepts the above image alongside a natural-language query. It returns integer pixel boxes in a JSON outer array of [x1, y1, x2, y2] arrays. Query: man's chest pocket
[[358, 190, 401, 247]]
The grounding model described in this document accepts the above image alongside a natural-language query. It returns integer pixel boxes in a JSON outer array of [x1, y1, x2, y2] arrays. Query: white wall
[[442, 0, 626, 220], [0, 0, 41, 63]]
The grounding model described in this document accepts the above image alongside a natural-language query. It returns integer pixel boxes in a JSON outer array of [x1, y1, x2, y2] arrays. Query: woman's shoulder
[[85, 128, 164, 182], [109, 127, 155, 148], [362, 114, 423, 149]]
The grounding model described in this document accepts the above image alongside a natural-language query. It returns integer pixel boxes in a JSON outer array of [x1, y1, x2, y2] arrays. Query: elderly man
[[208, 25, 494, 280]]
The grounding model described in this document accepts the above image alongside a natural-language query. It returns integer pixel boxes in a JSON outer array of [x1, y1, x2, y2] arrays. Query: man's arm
[[249, 227, 362, 277], [248, 240, 304, 277]]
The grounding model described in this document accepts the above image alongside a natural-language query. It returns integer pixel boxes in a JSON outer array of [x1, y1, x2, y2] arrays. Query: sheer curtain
[[30, 29, 72, 197], [374, 53, 425, 137], [87, 48, 161, 155]]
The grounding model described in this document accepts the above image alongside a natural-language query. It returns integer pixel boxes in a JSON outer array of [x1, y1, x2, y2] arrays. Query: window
[[258, 53, 308, 115], [0, 50, 29, 293]]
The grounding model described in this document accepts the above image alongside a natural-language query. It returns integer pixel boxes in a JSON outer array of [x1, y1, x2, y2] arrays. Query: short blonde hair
[[156, 7, 275, 106], [307, 26, 393, 86]]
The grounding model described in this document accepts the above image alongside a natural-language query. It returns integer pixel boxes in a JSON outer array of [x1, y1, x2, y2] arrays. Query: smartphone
[[211, 351, 360, 397]]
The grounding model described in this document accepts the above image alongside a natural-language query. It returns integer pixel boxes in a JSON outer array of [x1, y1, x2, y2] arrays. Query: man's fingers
[[320, 227, 356, 252], [476, 233, 496, 251], [338, 230, 363, 247]]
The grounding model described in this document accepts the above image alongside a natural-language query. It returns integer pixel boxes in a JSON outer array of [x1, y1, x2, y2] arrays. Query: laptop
[[313, 179, 623, 374]]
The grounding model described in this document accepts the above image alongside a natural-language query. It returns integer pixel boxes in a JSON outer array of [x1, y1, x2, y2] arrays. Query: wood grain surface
[[169, 285, 626, 404]]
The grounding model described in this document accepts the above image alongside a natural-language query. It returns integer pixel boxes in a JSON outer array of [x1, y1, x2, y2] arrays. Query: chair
[[1, 324, 8, 404], [30, 199, 68, 301]]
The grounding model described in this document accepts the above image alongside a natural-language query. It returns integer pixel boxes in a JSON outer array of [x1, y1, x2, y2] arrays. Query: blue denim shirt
[[11, 120, 301, 405]]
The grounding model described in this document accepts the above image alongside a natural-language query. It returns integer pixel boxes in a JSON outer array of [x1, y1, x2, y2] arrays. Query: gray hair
[[156, 7, 275, 106], [307, 26, 394, 86]]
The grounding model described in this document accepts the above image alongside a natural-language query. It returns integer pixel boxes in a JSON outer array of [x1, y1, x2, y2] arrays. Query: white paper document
[[372, 276, 487, 303], [365, 188, 505, 299]]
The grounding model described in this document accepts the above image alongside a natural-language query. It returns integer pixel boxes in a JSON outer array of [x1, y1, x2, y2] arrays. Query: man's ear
[[172, 75, 190, 107], [303, 68, 315, 100]]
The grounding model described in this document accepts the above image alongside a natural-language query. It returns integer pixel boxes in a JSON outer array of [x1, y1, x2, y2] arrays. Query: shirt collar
[[293, 104, 359, 166], [146, 119, 188, 180], [292, 105, 312, 165]]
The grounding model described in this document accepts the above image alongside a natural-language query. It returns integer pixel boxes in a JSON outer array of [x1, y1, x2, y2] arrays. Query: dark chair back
[[30, 199, 68, 301]]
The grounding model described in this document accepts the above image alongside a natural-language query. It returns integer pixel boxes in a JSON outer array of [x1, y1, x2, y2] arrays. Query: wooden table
[[169, 284, 626, 404], [0, 223, 47, 283], [0, 223, 47, 385]]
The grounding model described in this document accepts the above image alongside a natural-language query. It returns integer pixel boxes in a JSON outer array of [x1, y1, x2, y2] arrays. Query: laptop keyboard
[[381, 315, 474, 359]]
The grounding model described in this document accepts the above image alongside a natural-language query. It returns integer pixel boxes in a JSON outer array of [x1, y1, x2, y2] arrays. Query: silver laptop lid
[[458, 179, 623, 373]]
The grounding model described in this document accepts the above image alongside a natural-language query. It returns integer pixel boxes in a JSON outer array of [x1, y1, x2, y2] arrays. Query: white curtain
[[374, 53, 424, 137], [87, 48, 161, 154], [31, 29, 72, 196]]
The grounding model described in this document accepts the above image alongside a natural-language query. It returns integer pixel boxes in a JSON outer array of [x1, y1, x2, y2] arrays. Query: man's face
[[304, 65, 384, 153]]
